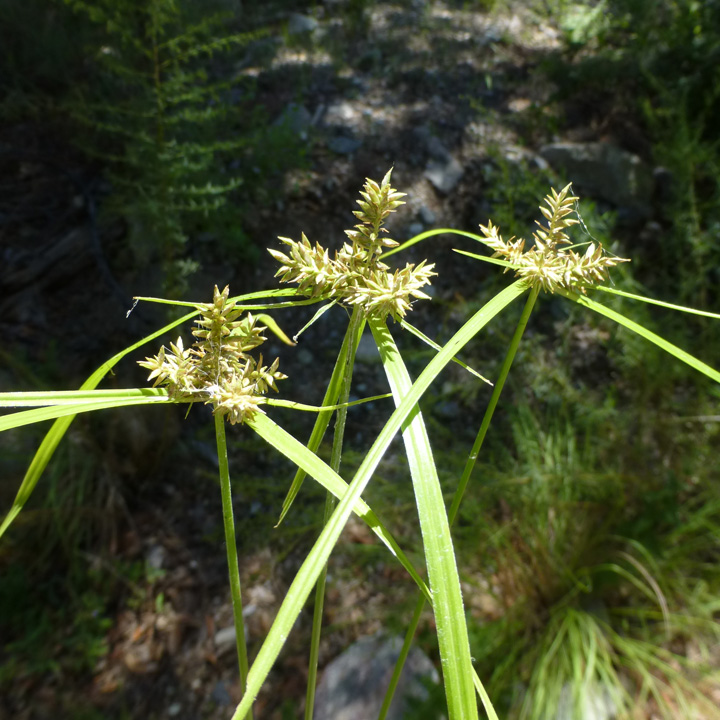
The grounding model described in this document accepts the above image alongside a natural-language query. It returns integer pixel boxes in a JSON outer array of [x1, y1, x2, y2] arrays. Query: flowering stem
[[448, 284, 539, 522], [215, 411, 252, 720], [304, 306, 364, 719]]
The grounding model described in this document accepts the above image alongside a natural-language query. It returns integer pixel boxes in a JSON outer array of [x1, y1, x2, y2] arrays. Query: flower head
[[269, 169, 436, 321], [480, 185, 629, 293], [138, 286, 286, 424]]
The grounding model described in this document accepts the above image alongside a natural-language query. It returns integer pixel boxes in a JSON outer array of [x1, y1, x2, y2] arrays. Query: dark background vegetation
[[1, 1, 719, 718]]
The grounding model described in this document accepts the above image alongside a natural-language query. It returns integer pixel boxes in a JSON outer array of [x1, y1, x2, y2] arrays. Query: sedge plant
[[1, 173, 719, 719]]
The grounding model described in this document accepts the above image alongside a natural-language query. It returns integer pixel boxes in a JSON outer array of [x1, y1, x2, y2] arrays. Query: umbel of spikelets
[[268, 169, 436, 321], [479, 184, 629, 293], [138, 286, 286, 424]]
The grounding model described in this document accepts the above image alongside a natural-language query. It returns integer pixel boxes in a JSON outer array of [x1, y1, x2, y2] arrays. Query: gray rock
[[328, 136, 363, 155], [426, 135, 451, 161], [539, 142, 653, 214], [425, 156, 464, 194], [325, 100, 359, 126], [408, 222, 424, 237], [555, 682, 617, 720], [214, 626, 239, 655], [274, 103, 312, 137], [145, 543, 165, 571], [211, 681, 232, 707], [287, 13, 319, 35], [314, 634, 439, 720], [418, 205, 436, 225], [354, 333, 380, 364]]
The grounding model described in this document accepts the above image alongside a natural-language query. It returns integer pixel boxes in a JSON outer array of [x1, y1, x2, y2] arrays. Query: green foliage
[[480, 152, 558, 240], [465, 403, 720, 719], [546, 0, 720, 307], [0, 564, 112, 689], [60, 0, 303, 296]]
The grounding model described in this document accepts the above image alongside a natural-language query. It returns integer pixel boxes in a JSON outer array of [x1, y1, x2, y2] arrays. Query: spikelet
[[269, 169, 436, 321], [139, 286, 286, 424], [479, 184, 629, 293]]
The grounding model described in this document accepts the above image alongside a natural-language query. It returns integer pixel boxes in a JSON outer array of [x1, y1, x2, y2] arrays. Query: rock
[[555, 682, 616, 720], [214, 626, 238, 655], [211, 681, 232, 707], [274, 103, 312, 138], [539, 142, 653, 215], [418, 205, 436, 225], [354, 333, 380, 364], [328, 136, 363, 155], [325, 100, 360, 126], [145, 543, 166, 571], [314, 634, 439, 720], [287, 13, 319, 35], [425, 155, 464, 194], [426, 135, 451, 161], [408, 222, 424, 237]]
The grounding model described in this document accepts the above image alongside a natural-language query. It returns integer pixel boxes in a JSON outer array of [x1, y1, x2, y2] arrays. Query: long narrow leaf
[[383, 228, 493, 260], [453, 249, 516, 268], [250, 413, 430, 602], [0, 388, 168, 407], [562, 290, 720, 384], [0, 395, 172, 432], [399, 319, 492, 385], [593, 285, 720, 319], [266, 393, 391, 413], [0, 287, 285, 540], [133, 287, 297, 307], [370, 316, 478, 720], [229, 279, 526, 720]]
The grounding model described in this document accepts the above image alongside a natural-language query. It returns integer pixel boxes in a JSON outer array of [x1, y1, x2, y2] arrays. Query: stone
[[325, 100, 360, 126], [555, 682, 617, 720], [314, 634, 439, 720], [354, 333, 380, 364], [426, 135, 451, 161], [539, 142, 653, 215], [328, 136, 363, 155], [418, 205, 436, 225], [211, 681, 232, 707], [287, 13, 319, 35], [145, 543, 165, 571], [214, 626, 239, 655], [274, 103, 312, 138], [425, 155, 464, 194]]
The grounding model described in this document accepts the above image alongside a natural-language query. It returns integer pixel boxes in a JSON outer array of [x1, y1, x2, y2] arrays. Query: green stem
[[215, 412, 252, 720], [304, 306, 364, 720], [377, 596, 425, 720], [448, 285, 539, 524], [378, 286, 539, 720], [304, 491, 335, 720]]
